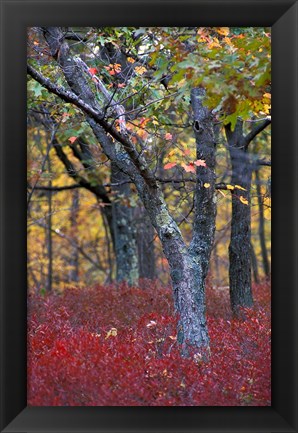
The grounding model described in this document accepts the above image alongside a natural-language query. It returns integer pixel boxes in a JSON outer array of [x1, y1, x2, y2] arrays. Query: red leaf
[[164, 162, 177, 170], [181, 163, 196, 173], [68, 136, 78, 144], [88, 68, 97, 76], [194, 159, 207, 167]]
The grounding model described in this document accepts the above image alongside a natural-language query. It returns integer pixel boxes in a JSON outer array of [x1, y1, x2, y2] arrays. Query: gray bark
[[69, 189, 79, 283], [136, 207, 156, 280], [251, 241, 259, 284], [255, 169, 270, 278], [111, 162, 139, 285], [225, 118, 271, 316], [225, 121, 254, 316], [46, 157, 53, 292]]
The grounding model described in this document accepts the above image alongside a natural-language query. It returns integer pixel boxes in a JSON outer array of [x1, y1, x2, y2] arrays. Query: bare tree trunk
[[255, 169, 270, 278], [69, 189, 79, 283], [136, 206, 156, 280], [46, 157, 53, 292], [111, 162, 139, 285], [225, 121, 253, 316], [251, 241, 259, 284]]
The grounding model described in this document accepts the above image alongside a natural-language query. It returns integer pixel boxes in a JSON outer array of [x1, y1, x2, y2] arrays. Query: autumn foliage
[[28, 280, 271, 406]]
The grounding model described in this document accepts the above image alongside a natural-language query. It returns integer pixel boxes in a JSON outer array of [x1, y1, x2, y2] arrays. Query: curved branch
[[244, 118, 271, 148]]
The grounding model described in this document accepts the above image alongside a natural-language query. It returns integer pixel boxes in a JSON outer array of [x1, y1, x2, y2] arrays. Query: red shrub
[[27, 281, 271, 406]]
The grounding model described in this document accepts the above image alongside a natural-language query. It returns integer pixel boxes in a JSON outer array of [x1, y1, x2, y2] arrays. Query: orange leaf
[[164, 162, 177, 170], [263, 93, 271, 99], [194, 159, 207, 167], [182, 163, 196, 173], [68, 136, 78, 144]]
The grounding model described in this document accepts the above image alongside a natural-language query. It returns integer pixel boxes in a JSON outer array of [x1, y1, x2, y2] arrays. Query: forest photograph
[[27, 26, 271, 406]]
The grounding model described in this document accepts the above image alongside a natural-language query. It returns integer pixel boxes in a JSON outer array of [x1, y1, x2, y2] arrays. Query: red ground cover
[[27, 280, 271, 406]]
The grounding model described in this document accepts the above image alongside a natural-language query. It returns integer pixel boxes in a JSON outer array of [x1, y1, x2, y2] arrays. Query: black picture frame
[[1, 0, 297, 431]]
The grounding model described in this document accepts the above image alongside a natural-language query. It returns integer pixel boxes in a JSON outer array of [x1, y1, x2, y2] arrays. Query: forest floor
[[27, 280, 271, 406]]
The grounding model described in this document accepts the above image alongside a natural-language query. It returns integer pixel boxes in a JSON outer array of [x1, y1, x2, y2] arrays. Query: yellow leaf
[[135, 66, 147, 75], [105, 328, 118, 339], [127, 57, 135, 63], [234, 185, 246, 191], [223, 36, 233, 46], [226, 184, 235, 190], [239, 196, 249, 205], [204, 183, 210, 188], [263, 93, 271, 99], [216, 27, 230, 36]]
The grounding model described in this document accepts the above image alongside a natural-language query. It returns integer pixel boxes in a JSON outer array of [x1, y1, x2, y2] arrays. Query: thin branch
[[257, 159, 271, 167], [27, 122, 60, 209], [36, 221, 103, 271], [28, 183, 82, 192]]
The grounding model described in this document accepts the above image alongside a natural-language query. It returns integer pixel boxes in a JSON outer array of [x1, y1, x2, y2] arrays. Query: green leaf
[[28, 80, 45, 97]]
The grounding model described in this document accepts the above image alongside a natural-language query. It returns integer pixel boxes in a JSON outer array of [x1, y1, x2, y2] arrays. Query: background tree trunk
[[69, 189, 79, 283], [46, 156, 53, 292], [111, 162, 139, 285], [255, 168, 270, 278], [225, 122, 254, 316], [251, 241, 259, 284], [135, 206, 156, 281]]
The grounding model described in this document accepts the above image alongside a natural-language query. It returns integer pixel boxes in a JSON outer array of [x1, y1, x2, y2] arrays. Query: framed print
[[0, 0, 297, 431]]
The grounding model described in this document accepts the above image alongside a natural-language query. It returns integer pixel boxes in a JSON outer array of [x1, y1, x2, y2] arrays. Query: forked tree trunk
[[39, 27, 217, 356]]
